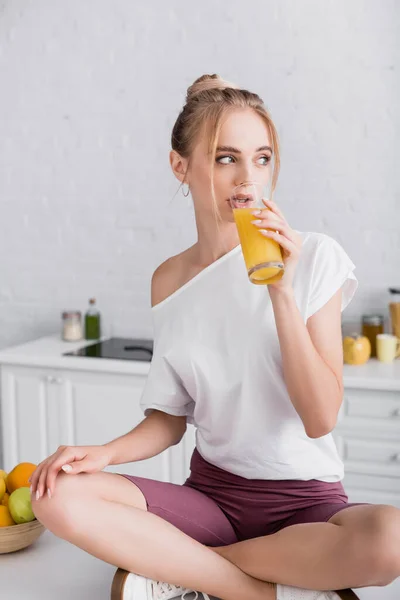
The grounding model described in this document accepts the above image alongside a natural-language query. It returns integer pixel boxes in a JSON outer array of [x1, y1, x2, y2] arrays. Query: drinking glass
[[229, 182, 284, 285]]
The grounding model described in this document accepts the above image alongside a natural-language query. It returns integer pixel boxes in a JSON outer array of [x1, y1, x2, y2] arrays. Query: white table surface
[[0, 528, 398, 599], [1, 529, 116, 599]]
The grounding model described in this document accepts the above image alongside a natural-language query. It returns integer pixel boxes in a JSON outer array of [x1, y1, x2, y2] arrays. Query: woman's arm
[[269, 285, 343, 438], [250, 198, 345, 439], [104, 410, 187, 465]]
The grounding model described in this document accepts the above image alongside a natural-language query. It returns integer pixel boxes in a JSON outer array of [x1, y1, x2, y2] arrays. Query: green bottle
[[85, 298, 101, 340]]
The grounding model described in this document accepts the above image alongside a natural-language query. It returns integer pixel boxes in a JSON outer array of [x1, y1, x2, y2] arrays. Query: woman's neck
[[192, 221, 240, 267]]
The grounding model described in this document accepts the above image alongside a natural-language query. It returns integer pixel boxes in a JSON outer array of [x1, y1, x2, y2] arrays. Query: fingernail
[[36, 490, 40, 501], [61, 464, 72, 472], [30, 485, 32, 494], [252, 210, 261, 216], [251, 219, 262, 225], [47, 488, 52, 499]]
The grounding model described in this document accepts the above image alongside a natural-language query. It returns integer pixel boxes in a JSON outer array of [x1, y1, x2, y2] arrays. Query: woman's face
[[185, 108, 273, 221]]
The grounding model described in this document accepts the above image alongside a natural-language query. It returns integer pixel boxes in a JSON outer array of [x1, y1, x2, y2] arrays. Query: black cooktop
[[63, 337, 153, 362]]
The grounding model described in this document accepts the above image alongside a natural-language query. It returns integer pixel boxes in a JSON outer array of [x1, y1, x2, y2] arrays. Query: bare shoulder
[[151, 248, 194, 308]]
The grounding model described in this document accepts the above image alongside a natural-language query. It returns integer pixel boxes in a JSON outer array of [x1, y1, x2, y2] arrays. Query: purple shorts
[[119, 448, 361, 546]]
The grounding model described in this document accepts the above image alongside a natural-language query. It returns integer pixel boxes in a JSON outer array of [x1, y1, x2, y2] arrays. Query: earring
[[182, 183, 190, 197]]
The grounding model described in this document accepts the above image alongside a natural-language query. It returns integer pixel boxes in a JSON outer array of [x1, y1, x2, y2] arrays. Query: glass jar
[[62, 311, 83, 342], [362, 315, 384, 358]]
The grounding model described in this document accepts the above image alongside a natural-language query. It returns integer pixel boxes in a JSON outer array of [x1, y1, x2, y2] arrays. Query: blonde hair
[[171, 74, 281, 224]]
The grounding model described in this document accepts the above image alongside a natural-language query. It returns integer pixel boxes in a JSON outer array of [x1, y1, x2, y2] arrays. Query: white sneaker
[[276, 585, 345, 600], [111, 567, 211, 600]]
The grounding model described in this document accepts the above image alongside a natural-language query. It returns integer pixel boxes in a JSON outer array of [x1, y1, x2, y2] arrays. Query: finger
[[259, 229, 298, 255], [34, 446, 67, 499], [29, 461, 48, 494], [28, 467, 37, 487], [46, 448, 87, 496], [251, 213, 283, 227], [46, 457, 85, 498], [63, 457, 91, 475], [252, 216, 288, 236], [269, 223, 299, 245], [262, 198, 288, 223], [36, 464, 50, 500], [253, 213, 299, 244], [45, 463, 71, 499], [45, 457, 78, 498]]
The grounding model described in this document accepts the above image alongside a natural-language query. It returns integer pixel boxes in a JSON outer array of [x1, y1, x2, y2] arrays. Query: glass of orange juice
[[230, 182, 284, 285]]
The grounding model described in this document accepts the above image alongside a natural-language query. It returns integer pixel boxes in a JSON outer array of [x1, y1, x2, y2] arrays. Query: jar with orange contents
[[361, 315, 384, 358]]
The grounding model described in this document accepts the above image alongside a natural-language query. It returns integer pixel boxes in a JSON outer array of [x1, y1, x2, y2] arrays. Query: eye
[[216, 155, 235, 164], [215, 154, 272, 166]]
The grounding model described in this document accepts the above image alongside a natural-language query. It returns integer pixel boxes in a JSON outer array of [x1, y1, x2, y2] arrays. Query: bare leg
[[32, 472, 274, 600], [212, 505, 400, 591]]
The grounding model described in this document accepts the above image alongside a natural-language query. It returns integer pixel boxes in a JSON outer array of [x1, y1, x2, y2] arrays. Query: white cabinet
[[1, 365, 61, 469], [0, 359, 195, 484], [334, 383, 400, 508]]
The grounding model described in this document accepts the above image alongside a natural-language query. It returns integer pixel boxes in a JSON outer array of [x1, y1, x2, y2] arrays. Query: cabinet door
[[0, 365, 63, 471], [335, 386, 400, 510], [59, 369, 177, 482]]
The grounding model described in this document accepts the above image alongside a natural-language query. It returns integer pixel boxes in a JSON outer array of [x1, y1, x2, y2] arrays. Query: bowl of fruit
[[0, 462, 46, 553]]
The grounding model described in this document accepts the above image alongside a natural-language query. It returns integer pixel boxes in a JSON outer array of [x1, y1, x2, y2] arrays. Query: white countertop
[[0, 335, 150, 376], [0, 335, 399, 390], [0, 529, 389, 600], [342, 360, 400, 391]]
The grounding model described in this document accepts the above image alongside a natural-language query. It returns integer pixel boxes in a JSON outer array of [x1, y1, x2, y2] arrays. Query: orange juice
[[233, 207, 284, 284]]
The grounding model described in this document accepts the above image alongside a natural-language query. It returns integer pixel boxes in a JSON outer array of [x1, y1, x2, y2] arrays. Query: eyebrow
[[216, 145, 272, 154]]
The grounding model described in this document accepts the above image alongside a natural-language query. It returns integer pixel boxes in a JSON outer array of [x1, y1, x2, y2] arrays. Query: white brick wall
[[0, 0, 399, 350]]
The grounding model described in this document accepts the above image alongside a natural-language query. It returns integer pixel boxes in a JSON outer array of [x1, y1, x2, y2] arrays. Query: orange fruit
[[0, 505, 16, 527], [1, 492, 10, 507], [6, 462, 37, 494]]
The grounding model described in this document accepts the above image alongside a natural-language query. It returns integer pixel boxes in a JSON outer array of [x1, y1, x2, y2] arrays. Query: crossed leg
[[212, 504, 400, 592], [32, 471, 400, 598]]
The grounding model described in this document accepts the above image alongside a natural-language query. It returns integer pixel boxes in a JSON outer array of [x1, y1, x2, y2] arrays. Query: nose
[[234, 161, 256, 187]]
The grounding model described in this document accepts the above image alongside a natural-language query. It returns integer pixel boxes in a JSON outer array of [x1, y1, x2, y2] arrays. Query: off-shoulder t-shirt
[[140, 231, 358, 482]]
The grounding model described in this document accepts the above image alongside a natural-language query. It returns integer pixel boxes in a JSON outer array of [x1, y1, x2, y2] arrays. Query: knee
[[361, 505, 400, 586], [31, 472, 81, 537]]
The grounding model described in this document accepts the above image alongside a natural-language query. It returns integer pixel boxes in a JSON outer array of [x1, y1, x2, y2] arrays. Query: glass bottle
[[84, 298, 101, 340]]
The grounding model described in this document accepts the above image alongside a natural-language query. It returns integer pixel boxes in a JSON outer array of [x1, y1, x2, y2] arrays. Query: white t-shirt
[[140, 231, 358, 482]]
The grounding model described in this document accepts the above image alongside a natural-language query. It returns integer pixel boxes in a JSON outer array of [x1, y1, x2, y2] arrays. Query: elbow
[[304, 393, 342, 439], [305, 416, 337, 439], [172, 419, 187, 445]]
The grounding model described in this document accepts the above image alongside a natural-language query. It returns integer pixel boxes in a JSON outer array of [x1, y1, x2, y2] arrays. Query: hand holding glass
[[230, 182, 284, 285]]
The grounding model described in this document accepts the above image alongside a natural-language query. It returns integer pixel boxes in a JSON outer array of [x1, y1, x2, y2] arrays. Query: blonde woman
[[30, 75, 400, 600]]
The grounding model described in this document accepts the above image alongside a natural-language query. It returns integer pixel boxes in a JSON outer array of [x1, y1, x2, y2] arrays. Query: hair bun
[[186, 74, 239, 102]]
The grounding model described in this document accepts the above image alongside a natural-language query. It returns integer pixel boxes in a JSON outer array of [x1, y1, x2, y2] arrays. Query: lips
[[228, 195, 254, 209]]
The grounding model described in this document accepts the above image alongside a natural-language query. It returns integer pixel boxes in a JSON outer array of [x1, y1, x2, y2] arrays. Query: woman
[[30, 75, 400, 600]]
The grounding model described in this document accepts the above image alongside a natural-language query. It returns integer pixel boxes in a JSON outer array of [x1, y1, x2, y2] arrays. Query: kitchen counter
[[343, 358, 400, 390], [0, 335, 399, 388], [0, 335, 151, 376]]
